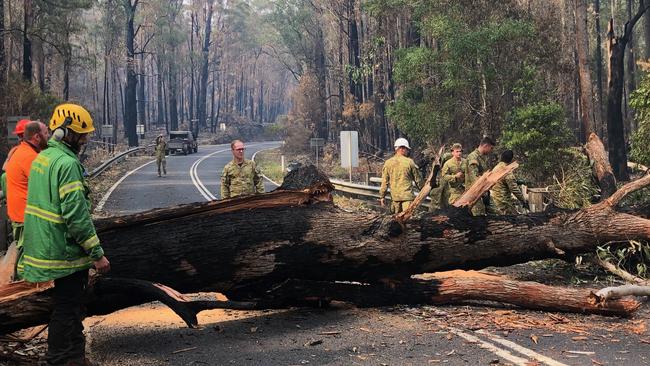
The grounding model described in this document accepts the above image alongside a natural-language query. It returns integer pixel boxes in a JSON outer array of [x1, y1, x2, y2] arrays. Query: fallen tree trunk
[[90, 171, 650, 299], [1, 167, 649, 333], [0, 270, 641, 334]]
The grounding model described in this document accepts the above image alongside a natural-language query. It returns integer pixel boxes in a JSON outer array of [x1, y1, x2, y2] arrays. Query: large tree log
[[90, 172, 650, 299], [0, 270, 641, 335], [1, 167, 649, 333]]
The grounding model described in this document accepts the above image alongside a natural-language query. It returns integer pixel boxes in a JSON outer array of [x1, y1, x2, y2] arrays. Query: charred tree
[[575, 0, 595, 142], [123, 0, 139, 147], [196, 0, 215, 138], [606, 3, 650, 181]]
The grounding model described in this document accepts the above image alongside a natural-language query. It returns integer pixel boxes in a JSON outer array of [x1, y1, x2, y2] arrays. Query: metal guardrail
[[331, 178, 432, 207], [331, 178, 382, 198], [88, 146, 147, 179]]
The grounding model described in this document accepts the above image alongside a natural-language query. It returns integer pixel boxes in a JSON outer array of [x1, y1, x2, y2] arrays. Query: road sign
[[310, 138, 325, 148], [136, 124, 145, 139], [101, 125, 114, 137], [340, 131, 359, 182], [310, 138, 325, 168]]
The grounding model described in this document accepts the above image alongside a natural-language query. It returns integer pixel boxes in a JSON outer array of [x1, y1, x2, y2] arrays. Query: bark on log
[[260, 272, 641, 317], [585, 133, 617, 199], [1, 167, 649, 333], [0, 270, 641, 335]]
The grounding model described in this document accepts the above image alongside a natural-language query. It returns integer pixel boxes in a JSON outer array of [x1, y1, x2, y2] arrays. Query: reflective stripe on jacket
[[20, 139, 104, 283]]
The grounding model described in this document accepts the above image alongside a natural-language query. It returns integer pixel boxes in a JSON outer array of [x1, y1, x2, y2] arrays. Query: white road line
[[189, 143, 277, 201], [95, 160, 155, 212], [447, 327, 531, 366], [189, 148, 230, 201], [251, 146, 282, 187], [475, 329, 569, 366]]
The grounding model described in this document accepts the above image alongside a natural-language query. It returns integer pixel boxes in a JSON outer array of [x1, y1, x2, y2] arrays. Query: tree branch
[[605, 172, 650, 207]]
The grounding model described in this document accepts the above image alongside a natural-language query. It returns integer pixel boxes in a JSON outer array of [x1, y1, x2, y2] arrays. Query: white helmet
[[394, 137, 411, 150]]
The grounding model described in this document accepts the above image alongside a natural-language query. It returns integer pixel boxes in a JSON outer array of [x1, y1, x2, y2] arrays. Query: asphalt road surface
[[100, 141, 281, 215], [92, 142, 649, 365]]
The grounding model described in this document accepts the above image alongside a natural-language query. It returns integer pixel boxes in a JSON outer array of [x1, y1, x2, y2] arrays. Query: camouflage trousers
[[156, 156, 167, 176], [391, 200, 412, 214]]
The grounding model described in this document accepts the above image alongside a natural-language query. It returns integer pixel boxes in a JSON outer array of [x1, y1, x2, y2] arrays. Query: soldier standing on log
[[20, 103, 110, 366], [220, 140, 264, 199], [464, 137, 495, 216], [379, 138, 424, 214]]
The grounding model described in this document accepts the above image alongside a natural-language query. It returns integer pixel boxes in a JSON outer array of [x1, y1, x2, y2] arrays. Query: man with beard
[[20, 103, 110, 366], [5, 121, 49, 257]]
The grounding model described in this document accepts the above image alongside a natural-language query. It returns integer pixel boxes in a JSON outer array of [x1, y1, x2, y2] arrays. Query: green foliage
[[501, 102, 572, 183], [546, 148, 598, 209], [629, 73, 650, 167], [598, 240, 650, 281], [5, 74, 63, 121], [386, 1, 546, 145]]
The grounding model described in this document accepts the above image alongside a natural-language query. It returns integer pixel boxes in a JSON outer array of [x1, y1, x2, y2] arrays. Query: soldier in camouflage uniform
[[155, 134, 167, 177], [379, 138, 424, 214], [464, 137, 495, 216], [440, 143, 466, 206], [429, 151, 451, 211], [490, 150, 527, 215], [221, 140, 264, 199]]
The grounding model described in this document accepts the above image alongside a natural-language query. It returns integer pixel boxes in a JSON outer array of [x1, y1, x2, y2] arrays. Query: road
[[91, 141, 649, 365], [100, 141, 281, 215]]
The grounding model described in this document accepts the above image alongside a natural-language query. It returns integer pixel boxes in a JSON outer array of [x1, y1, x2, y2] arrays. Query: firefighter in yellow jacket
[[379, 138, 424, 214], [221, 140, 264, 199], [21, 103, 110, 366]]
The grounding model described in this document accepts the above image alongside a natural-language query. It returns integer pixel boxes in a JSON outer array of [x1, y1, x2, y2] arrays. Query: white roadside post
[[340, 131, 359, 183]]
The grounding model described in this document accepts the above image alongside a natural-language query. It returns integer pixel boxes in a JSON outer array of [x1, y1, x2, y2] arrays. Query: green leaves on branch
[[630, 74, 650, 167], [501, 102, 573, 183]]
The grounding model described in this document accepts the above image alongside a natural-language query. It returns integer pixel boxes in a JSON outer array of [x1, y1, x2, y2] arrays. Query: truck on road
[[166, 131, 198, 155]]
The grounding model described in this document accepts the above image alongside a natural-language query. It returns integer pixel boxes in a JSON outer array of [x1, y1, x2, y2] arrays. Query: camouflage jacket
[[379, 154, 423, 202], [220, 159, 264, 199], [441, 158, 466, 193], [490, 161, 526, 215], [464, 148, 489, 189], [155, 140, 167, 159]]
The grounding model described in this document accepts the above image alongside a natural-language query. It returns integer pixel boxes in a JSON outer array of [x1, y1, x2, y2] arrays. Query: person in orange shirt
[[5, 121, 49, 248]]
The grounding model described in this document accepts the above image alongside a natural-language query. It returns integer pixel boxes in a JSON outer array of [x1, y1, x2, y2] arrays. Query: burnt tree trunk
[[575, 0, 595, 142], [585, 133, 617, 198], [606, 3, 650, 181], [123, 0, 139, 147], [196, 0, 214, 137], [94, 173, 650, 297]]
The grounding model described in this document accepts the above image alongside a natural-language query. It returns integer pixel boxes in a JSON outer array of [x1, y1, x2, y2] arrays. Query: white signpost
[[136, 124, 145, 139], [340, 131, 359, 182]]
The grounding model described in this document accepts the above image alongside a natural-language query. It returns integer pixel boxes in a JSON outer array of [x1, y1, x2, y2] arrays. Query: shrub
[[501, 102, 573, 184]]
